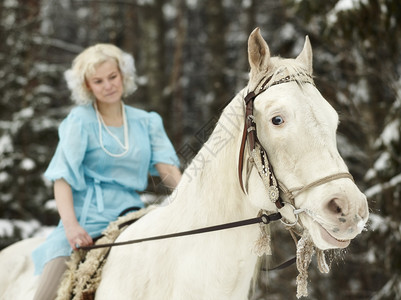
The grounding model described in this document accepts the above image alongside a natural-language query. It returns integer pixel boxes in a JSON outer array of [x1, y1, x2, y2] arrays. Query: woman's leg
[[33, 256, 69, 300]]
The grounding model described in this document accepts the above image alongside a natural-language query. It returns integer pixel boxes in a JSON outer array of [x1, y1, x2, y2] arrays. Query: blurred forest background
[[0, 0, 400, 299]]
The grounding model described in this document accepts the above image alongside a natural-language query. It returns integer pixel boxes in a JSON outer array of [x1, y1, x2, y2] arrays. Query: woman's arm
[[155, 163, 182, 189], [54, 179, 93, 250]]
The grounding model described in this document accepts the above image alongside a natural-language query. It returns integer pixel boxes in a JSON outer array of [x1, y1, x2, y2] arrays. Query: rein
[[80, 212, 282, 250], [80, 211, 297, 271]]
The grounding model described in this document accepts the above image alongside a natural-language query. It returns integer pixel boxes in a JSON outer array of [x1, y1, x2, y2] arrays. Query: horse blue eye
[[272, 116, 284, 125]]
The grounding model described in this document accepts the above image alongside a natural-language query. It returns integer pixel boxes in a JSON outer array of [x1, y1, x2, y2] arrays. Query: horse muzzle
[[299, 189, 369, 250]]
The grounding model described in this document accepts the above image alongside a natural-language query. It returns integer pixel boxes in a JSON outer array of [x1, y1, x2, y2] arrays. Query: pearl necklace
[[94, 101, 129, 157]]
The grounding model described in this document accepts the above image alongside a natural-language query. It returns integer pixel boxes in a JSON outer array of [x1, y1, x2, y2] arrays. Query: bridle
[[238, 70, 354, 224]]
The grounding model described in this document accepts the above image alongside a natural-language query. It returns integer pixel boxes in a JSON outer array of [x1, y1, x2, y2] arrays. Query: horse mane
[[173, 90, 247, 221]]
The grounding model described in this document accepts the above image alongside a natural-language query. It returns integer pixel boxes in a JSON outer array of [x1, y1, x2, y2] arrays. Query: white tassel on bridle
[[294, 231, 330, 298], [253, 210, 272, 256]]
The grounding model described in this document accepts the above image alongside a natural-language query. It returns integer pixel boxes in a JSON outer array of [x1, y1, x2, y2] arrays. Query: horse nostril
[[327, 198, 343, 215]]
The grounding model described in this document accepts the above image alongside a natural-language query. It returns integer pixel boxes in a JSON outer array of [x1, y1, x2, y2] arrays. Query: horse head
[[244, 28, 369, 251]]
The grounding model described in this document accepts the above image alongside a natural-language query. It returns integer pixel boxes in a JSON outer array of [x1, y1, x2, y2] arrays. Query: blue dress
[[32, 104, 179, 274]]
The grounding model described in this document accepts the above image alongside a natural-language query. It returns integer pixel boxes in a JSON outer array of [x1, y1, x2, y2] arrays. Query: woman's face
[[86, 59, 124, 105]]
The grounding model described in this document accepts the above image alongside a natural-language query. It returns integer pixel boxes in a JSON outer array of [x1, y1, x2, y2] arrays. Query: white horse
[[0, 28, 369, 300]]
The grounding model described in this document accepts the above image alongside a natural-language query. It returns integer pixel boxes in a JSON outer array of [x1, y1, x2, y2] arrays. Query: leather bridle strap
[[238, 73, 275, 191], [238, 75, 284, 209], [81, 211, 297, 271], [238, 91, 257, 193], [279, 172, 354, 204], [263, 256, 297, 271], [238, 73, 274, 194], [80, 212, 282, 250]]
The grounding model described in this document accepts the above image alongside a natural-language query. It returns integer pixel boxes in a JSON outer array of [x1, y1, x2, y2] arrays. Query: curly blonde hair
[[64, 44, 137, 105]]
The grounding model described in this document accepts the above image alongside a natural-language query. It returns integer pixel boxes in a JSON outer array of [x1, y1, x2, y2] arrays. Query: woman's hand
[[53, 179, 93, 250], [64, 222, 93, 251], [155, 163, 182, 189]]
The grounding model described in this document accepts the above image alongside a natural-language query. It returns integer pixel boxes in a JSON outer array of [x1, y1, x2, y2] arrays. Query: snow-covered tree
[[1, 0, 400, 298]]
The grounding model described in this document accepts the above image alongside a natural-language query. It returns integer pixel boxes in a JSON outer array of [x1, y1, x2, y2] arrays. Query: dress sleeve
[[148, 112, 180, 176], [44, 111, 88, 190]]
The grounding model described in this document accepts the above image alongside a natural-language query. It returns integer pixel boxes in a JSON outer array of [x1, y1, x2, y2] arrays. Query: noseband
[[238, 71, 354, 216]]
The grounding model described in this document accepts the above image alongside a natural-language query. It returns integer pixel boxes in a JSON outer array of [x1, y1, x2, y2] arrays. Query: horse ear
[[296, 36, 313, 75], [248, 28, 271, 73]]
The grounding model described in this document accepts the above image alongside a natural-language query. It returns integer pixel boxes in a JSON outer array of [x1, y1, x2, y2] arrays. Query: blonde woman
[[32, 44, 181, 300]]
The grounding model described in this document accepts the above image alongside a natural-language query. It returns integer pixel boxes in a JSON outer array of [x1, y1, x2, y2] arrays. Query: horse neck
[[173, 90, 257, 223]]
